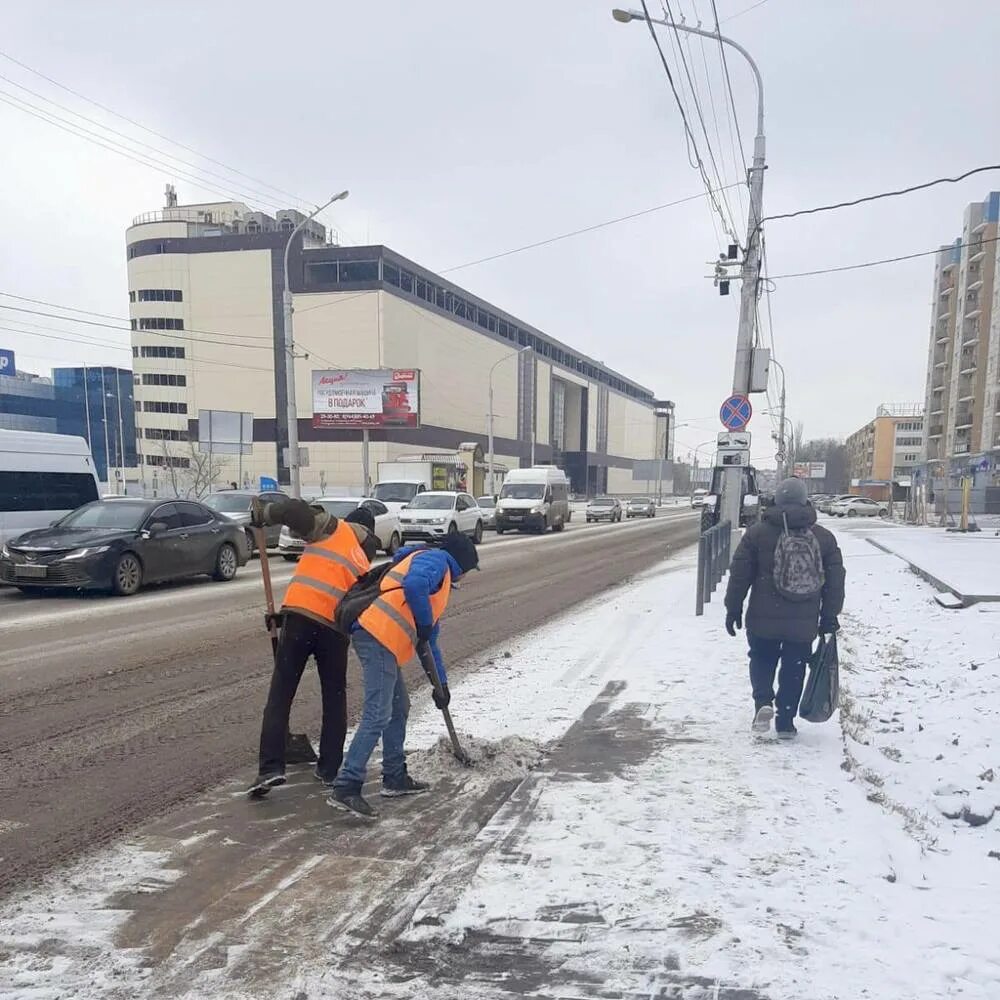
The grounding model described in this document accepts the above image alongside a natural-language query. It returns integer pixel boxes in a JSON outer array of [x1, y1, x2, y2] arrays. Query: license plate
[[508, 515, 522, 521], [14, 564, 47, 579]]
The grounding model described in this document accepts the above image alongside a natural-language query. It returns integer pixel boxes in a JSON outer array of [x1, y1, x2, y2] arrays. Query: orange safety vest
[[357, 550, 451, 666], [282, 519, 370, 623]]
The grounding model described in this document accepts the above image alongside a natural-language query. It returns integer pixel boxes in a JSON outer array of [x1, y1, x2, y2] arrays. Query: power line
[[710, 0, 749, 179], [762, 164, 1000, 229], [0, 74, 306, 212], [0, 48, 313, 207], [719, 0, 772, 24], [766, 233, 1000, 281], [638, 0, 737, 241]]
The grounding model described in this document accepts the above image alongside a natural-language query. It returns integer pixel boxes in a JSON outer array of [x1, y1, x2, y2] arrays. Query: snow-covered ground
[[1, 523, 998, 999]]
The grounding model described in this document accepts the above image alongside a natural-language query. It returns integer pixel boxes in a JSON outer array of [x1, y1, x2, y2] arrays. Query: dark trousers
[[747, 633, 812, 727], [258, 611, 349, 779]]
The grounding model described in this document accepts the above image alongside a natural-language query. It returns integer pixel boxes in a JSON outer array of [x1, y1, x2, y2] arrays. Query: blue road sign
[[720, 394, 752, 431], [975, 458, 990, 472], [259, 475, 279, 491], [0, 348, 15, 377]]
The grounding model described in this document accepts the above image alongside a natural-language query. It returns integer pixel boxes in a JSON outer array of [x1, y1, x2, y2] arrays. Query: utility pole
[[770, 357, 787, 479], [115, 369, 127, 494], [282, 191, 349, 498], [488, 346, 530, 493], [613, 8, 765, 543]]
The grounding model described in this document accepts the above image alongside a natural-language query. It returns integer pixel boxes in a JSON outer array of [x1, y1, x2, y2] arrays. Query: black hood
[[763, 504, 816, 530], [8, 526, 133, 551]]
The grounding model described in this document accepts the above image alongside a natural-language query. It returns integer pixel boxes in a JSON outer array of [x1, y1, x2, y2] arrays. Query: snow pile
[[414, 733, 544, 781]]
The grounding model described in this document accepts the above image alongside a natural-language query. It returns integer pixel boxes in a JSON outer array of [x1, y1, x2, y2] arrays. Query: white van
[[0, 430, 100, 546], [495, 466, 571, 534]]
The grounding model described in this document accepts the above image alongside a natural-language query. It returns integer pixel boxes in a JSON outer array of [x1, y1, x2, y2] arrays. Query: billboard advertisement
[[793, 462, 827, 479], [312, 369, 420, 429], [0, 349, 15, 377]]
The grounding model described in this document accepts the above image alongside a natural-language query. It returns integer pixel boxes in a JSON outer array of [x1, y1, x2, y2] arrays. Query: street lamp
[[769, 357, 787, 477], [282, 190, 350, 498], [488, 346, 531, 495]]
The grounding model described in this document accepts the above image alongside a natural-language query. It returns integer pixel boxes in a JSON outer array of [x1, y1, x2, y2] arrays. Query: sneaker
[[313, 767, 338, 787], [328, 788, 378, 821], [247, 772, 286, 798], [381, 774, 432, 798], [751, 705, 774, 734], [776, 722, 798, 741]]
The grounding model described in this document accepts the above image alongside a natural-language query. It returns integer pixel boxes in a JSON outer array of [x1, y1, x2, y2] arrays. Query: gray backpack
[[773, 514, 825, 601]]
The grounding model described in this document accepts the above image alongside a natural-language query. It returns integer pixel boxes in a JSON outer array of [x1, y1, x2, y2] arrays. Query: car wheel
[[244, 529, 257, 557], [496, 527, 505, 535], [112, 552, 143, 597], [552, 520, 565, 533], [282, 555, 299, 562], [847, 509, 858, 518], [213, 542, 239, 582], [447, 521, 458, 535], [472, 521, 484, 544], [386, 532, 401, 556]]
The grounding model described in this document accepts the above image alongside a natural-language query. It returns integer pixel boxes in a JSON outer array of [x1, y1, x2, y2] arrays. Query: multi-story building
[[125, 195, 673, 495], [922, 192, 1000, 483], [0, 363, 136, 483], [845, 404, 925, 499]]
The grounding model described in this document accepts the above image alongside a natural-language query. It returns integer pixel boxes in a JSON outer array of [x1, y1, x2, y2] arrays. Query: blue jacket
[[384, 544, 463, 684]]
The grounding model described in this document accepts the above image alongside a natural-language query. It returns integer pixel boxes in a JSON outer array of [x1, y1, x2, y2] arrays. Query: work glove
[[819, 615, 840, 635], [249, 496, 267, 528], [416, 623, 434, 643], [432, 684, 451, 710], [725, 610, 743, 637]]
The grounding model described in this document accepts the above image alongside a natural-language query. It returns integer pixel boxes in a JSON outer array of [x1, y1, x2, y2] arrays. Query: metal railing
[[695, 519, 732, 616]]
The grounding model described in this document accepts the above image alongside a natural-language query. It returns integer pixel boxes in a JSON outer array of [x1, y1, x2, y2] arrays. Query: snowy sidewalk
[[2, 536, 999, 999]]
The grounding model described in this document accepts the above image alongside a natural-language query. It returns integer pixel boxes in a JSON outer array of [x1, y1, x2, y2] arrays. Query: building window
[[132, 346, 139, 358], [143, 400, 188, 414], [144, 454, 191, 469], [136, 289, 183, 302], [140, 345, 186, 359], [142, 373, 187, 387], [144, 428, 188, 441], [280, 219, 294, 232], [130, 319, 137, 331], [129, 291, 136, 302], [138, 317, 184, 330]]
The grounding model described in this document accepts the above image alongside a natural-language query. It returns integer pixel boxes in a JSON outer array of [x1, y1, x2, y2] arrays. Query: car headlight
[[63, 546, 110, 560], [430, 517, 446, 525], [0, 542, 9, 559]]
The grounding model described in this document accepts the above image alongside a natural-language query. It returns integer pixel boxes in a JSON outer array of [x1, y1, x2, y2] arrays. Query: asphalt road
[[0, 510, 697, 899]]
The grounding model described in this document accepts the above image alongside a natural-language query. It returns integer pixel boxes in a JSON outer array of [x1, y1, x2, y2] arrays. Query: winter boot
[[751, 705, 774, 734], [248, 772, 286, 798], [381, 774, 432, 798]]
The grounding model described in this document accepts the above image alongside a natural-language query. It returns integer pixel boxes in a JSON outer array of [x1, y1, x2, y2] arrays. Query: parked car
[[830, 496, 888, 518], [626, 496, 656, 519], [586, 497, 623, 523], [278, 497, 402, 561], [0, 498, 249, 596], [399, 491, 484, 543], [204, 488, 288, 553], [476, 496, 497, 530], [817, 494, 852, 514]]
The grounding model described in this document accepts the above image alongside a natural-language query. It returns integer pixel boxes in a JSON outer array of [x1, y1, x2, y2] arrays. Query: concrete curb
[[865, 537, 1000, 608]]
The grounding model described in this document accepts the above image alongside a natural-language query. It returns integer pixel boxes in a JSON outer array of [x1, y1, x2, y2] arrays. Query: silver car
[[476, 496, 497, 529], [203, 489, 287, 554], [279, 497, 403, 560], [626, 496, 656, 519]]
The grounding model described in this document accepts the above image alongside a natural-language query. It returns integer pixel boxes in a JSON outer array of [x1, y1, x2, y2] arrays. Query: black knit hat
[[438, 532, 480, 574], [344, 506, 376, 534]]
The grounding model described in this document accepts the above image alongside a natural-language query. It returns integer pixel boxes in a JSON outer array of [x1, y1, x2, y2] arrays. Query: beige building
[[923, 192, 1000, 481], [845, 405, 925, 498], [126, 196, 673, 496]]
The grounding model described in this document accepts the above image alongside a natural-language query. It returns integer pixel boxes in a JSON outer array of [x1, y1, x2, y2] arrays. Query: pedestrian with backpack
[[724, 477, 845, 738]]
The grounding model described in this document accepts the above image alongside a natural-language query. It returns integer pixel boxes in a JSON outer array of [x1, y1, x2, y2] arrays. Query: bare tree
[[157, 439, 229, 499]]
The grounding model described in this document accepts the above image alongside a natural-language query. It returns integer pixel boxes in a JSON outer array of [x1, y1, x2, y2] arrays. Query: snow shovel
[[252, 526, 316, 765], [416, 641, 472, 766]]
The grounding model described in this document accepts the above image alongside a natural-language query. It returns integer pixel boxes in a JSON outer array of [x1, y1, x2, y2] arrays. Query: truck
[[373, 459, 465, 514], [699, 464, 761, 533]]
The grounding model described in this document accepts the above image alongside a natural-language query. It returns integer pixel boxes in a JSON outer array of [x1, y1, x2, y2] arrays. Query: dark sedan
[[0, 499, 250, 596]]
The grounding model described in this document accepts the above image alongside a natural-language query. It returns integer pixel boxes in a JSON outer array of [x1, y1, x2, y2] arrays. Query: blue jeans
[[334, 629, 410, 793], [747, 633, 812, 728]]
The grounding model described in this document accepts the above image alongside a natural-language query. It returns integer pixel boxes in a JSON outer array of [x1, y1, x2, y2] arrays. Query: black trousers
[[747, 632, 812, 728], [258, 611, 349, 779]]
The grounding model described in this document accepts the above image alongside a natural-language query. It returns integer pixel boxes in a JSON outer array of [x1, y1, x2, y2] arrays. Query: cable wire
[[719, 0, 771, 24], [710, 0, 749, 174]]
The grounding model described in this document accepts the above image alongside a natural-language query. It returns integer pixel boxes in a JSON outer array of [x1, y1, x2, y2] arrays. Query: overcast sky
[[3, 0, 999, 464]]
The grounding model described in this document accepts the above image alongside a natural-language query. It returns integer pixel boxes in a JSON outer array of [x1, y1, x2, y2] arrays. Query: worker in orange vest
[[247, 497, 379, 797], [329, 532, 480, 820]]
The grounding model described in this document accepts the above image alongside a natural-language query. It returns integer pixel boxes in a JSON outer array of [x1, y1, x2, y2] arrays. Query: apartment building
[[922, 192, 1000, 483], [845, 404, 925, 499], [125, 194, 673, 495]]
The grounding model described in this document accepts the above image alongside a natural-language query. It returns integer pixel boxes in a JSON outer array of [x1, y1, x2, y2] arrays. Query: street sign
[[0, 348, 15, 377], [718, 431, 751, 448], [720, 394, 752, 431], [975, 457, 990, 472]]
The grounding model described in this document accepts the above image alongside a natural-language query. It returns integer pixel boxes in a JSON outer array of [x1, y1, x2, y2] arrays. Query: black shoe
[[248, 772, 286, 798], [381, 774, 432, 798], [328, 788, 378, 821], [751, 705, 774, 734], [285, 732, 317, 764], [776, 721, 798, 741], [313, 767, 338, 787]]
